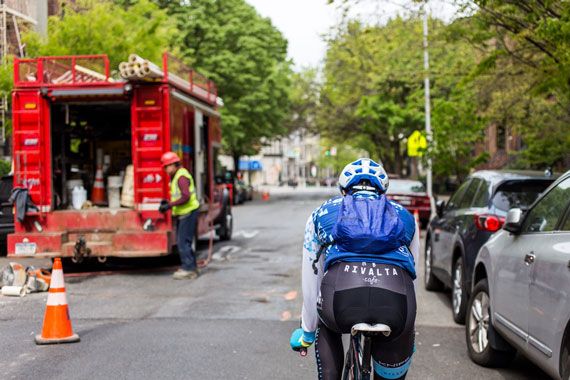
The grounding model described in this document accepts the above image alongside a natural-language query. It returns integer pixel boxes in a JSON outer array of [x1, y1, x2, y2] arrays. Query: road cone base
[[35, 333, 80, 345]]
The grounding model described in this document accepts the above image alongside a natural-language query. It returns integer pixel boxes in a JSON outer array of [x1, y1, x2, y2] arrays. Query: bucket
[[107, 176, 122, 208], [121, 165, 135, 208], [72, 186, 87, 210], [66, 179, 83, 204]]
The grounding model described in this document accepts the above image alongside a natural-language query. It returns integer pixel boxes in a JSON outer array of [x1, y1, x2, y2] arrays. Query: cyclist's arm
[[409, 222, 420, 290], [301, 215, 324, 334]]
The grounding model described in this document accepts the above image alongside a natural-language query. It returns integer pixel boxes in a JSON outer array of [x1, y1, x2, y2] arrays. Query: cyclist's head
[[338, 158, 389, 195]]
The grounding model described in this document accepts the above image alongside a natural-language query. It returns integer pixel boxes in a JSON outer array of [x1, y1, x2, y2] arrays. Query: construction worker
[[159, 151, 201, 280]]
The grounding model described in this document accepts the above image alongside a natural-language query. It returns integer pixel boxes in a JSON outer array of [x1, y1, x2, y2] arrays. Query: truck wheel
[[466, 279, 515, 367], [217, 206, 233, 241], [424, 239, 444, 291]]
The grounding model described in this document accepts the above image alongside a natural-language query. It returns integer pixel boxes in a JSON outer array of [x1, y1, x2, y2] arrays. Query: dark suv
[[424, 170, 556, 324], [0, 174, 14, 256]]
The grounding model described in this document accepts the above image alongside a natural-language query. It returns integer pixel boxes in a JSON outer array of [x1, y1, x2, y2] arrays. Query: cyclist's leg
[[371, 268, 416, 380], [314, 321, 344, 380]]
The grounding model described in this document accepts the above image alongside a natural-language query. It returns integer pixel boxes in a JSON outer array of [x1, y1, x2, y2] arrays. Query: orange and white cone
[[91, 166, 106, 206], [35, 258, 80, 345]]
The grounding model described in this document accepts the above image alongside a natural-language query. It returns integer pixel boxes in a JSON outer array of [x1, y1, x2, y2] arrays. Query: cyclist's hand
[[290, 328, 315, 351]]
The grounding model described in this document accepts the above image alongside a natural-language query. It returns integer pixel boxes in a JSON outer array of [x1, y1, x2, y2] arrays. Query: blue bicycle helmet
[[338, 158, 389, 193]]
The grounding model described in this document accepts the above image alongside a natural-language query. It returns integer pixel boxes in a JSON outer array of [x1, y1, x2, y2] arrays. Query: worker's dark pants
[[176, 210, 198, 271]]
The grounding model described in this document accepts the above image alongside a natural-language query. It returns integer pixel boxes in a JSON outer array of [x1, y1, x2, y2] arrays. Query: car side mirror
[[503, 208, 523, 234], [436, 200, 446, 218]]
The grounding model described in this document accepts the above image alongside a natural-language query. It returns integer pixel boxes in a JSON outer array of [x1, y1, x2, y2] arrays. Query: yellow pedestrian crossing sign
[[407, 130, 427, 157]]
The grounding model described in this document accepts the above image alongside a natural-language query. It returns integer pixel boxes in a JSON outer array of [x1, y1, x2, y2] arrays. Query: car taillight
[[474, 214, 505, 232]]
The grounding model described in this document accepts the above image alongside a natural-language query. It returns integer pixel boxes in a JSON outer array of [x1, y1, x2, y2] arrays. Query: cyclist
[[290, 158, 419, 380]]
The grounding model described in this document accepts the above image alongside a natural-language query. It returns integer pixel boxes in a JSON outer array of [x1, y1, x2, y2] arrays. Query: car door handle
[[524, 253, 535, 265]]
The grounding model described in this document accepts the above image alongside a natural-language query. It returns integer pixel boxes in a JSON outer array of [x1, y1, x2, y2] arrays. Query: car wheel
[[466, 279, 515, 367], [217, 207, 233, 241], [561, 338, 570, 380], [424, 239, 444, 291], [452, 256, 468, 324]]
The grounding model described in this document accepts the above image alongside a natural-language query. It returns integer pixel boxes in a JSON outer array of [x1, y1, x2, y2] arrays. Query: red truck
[[8, 54, 232, 262]]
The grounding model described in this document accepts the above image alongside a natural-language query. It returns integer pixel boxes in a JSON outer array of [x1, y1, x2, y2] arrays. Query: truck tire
[[217, 206, 233, 241], [466, 279, 516, 367]]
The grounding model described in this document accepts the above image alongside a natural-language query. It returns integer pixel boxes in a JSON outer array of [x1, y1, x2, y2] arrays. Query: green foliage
[[319, 17, 483, 177], [24, 0, 174, 69], [285, 68, 320, 134], [0, 159, 10, 176], [317, 138, 368, 174], [152, 0, 292, 161], [454, 0, 570, 169]]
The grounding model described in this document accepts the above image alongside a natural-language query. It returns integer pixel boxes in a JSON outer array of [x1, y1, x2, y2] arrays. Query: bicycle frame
[[342, 323, 391, 380]]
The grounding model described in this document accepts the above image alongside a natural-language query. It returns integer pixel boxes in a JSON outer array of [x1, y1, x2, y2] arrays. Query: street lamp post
[[422, 1, 436, 216]]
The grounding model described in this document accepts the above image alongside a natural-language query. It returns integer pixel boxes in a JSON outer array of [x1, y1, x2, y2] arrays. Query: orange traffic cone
[[91, 166, 106, 206], [35, 258, 80, 345]]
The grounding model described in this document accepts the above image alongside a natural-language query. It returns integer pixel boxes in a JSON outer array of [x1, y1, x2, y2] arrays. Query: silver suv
[[466, 170, 570, 379]]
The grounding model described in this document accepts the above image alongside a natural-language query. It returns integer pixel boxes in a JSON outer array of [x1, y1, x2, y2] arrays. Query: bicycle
[[298, 322, 391, 380], [342, 323, 392, 380]]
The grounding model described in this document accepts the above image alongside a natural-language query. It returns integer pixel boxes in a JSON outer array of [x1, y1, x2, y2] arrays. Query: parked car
[[386, 179, 431, 228], [424, 170, 557, 324], [466, 170, 570, 379], [0, 174, 14, 256], [237, 180, 253, 201]]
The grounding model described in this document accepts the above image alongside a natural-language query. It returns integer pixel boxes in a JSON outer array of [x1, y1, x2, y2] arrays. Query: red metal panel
[[131, 85, 170, 206], [11, 90, 51, 214]]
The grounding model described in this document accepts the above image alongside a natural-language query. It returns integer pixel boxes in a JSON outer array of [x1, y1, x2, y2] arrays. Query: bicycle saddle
[[351, 323, 392, 337]]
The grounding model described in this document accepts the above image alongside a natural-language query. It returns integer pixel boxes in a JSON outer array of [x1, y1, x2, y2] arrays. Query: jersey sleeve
[[409, 222, 421, 290], [301, 214, 324, 333]]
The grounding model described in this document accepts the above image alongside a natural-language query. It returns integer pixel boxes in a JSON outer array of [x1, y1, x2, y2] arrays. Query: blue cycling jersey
[[311, 192, 417, 279]]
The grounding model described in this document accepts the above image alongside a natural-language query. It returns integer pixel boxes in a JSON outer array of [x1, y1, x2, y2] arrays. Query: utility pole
[[422, 1, 436, 216]]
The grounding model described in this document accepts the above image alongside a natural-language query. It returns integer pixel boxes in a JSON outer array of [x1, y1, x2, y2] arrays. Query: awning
[[239, 160, 263, 171]]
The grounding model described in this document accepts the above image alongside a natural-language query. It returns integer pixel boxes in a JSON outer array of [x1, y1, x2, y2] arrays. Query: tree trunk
[[232, 153, 240, 176]]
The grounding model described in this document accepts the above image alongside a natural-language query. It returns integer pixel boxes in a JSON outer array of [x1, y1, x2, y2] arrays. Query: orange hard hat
[[160, 151, 181, 167]]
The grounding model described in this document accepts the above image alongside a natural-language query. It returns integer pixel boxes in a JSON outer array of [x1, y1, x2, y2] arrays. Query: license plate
[[399, 200, 412, 205], [15, 242, 37, 255]]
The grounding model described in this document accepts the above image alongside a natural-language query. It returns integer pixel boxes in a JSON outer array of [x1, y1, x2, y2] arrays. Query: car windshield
[[492, 180, 553, 211], [388, 180, 425, 194]]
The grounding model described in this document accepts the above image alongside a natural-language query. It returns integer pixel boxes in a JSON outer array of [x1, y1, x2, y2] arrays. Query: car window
[[446, 179, 471, 211], [458, 178, 481, 209], [388, 181, 425, 194], [472, 180, 490, 208], [522, 177, 570, 233], [492, 180, 553, 212]]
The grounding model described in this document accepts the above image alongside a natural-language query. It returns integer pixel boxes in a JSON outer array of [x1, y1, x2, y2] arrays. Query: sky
[[246, 0, 460, 69]]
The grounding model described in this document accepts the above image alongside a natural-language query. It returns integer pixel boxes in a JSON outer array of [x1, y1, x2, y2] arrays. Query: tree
[[452, 1, 570, 169], [319, 17, 483, 177], [24, 0, 174, 69], [152, 0, 292, 171], [284, 68, 320, 134]]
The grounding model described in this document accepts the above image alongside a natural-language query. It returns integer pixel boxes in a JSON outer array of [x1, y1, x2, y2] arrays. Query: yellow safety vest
[[170, 168, 200, 216]]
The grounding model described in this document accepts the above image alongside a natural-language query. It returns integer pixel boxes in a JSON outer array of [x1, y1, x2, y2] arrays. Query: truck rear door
[[131, 85, 169, 210], [12, 91, 51, 211]]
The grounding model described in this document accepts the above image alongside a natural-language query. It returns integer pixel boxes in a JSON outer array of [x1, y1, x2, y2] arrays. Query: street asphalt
[[0, 188, 550, 379]]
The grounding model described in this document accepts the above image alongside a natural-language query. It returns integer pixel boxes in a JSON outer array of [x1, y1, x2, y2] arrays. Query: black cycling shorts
[[316, 262, 416, 380]]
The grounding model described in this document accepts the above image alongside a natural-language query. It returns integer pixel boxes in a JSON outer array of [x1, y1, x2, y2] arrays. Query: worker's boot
[[172, 268, 200, 280]]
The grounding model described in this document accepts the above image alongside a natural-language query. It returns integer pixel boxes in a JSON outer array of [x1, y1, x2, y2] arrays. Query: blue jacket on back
[[312, 192, 417, 279]]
